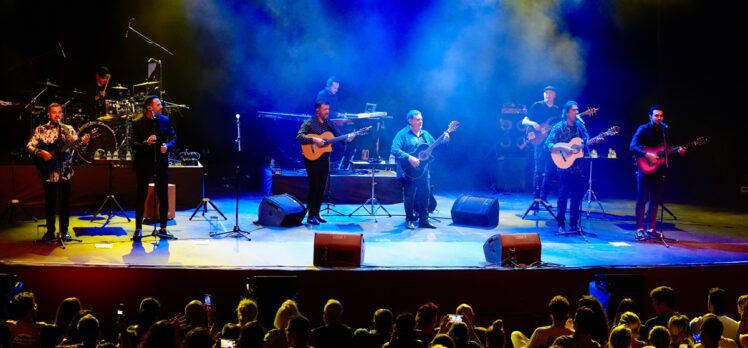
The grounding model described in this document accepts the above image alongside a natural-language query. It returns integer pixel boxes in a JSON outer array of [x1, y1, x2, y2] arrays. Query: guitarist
[[26, 103, 90, 242], [522, 85, 560, 204], [629, 105, 685, 239], [545, 101, 589, 234], [296, 101, 355, 225], [390, 110, 449, 230]]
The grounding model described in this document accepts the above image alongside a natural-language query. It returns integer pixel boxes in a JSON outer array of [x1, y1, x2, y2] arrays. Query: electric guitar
[[34, 135, 89, 175], [550, 126, 620, 169], [301, 126, 372, 161], [400, 121, 460, 180], [636, 136, 707, 174], [526, 107, 598, 145]]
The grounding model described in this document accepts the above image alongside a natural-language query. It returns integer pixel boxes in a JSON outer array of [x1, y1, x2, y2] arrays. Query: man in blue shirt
[[390, 110, 448, 230]]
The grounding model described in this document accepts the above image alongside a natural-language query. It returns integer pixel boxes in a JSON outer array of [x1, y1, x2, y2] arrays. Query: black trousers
[[403, 177, 430, 223], [135, 164, 169, 230], [635, 171, 665, 230], [304, 156, 330, 216], [532, 145, 551, 199], [43, 179, 72, 234], [556, 171, 586, 228]]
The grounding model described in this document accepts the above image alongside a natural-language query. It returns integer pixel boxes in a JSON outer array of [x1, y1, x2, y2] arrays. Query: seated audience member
[[182, 327, 214, 348], [485, 319, 506, 348], [667, 314, 692, 348], [139, 319, 179, 348], [352, 308, 393, 348], [431, 333, 457, 348], [512, 295, 573, 348], [695, 314, 737, 348], [447, 322, 482, 348], [236, 298, 259, 326], [264, 299, 300, 348], [644, 287, 679, 339], [238, 320, 266, 348], [690, 288, 739, 343], [608, 325, 633, 348], [416, 302, 441, 345], [578, 295, 611, 346], [738, 294, 748, 348], [59, 309, 95, 345], [124, 297, 161, 348], [41, 297, 82, 348], [218, 323, 241, 343], [646, 326, 671, 348], [57, 313, 102, 348], [456, 304, 487, 344], [286, 315, 313, 348], [6, 291, 48, 347], [553, 306, 602, 348], [612, 298, 640, 327], [617, 311, 646, 348], [383, 312, 425, 348], [311, 299, 353, 348], [180, 300, 209, 339]]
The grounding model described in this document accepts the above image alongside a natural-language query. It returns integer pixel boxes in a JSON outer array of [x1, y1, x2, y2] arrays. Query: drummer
[[89, 66, 111, 116]]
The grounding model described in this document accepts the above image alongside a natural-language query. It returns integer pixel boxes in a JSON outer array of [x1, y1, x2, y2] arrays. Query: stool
[[144, 183, 176, 220]]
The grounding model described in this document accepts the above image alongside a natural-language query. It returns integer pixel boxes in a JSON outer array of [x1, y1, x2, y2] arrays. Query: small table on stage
[[348, 161, 396, 222]]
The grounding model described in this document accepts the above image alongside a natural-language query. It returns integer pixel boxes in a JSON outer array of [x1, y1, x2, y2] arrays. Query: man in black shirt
[[629, 105, 685, 239], [296, 101, 355, 225], [89, 66, 111, 117], [522, 86, 560, 203], [316, 76, 342, 117], [545, 101, 589, 233], [130, 95, 177, 241]]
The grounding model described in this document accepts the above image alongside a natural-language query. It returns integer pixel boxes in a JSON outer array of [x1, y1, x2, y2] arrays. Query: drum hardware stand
[[212, 114, 251, 240], [189, 170, 227, 221], [348, 163, 391, 222], [91, 160, 130, 227], [582, 157, 606, 219], [3, 157, 38, 222]]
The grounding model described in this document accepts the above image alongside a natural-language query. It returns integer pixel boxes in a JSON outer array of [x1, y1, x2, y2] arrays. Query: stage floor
[[1, 192, 747, 269]]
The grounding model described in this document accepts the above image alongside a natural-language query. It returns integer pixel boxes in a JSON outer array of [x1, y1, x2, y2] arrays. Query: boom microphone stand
[[211, 114, 251, 241]]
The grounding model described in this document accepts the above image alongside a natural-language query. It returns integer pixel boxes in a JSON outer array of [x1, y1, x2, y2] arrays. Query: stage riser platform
[[272, 172, 403, 204]]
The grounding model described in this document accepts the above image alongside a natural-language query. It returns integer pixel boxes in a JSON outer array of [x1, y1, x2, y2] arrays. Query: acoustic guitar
[[301, 126, 371, 161], [526, 107, 598, 145], [636, 136, 707, 174], [550, 126, 620, 169], [400, 121, 460, 180]]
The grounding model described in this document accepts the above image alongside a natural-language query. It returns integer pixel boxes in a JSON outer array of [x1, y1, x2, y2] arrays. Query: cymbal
[[70, 88, 86, 95], [97, 115, 124, 122], [133, 81, 159, 88], [38, 80, 61, 88], [111, 84, 128, 90]]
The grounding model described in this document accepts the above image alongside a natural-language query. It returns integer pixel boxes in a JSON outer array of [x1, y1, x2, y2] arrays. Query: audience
[[383, 312, 425, 348], [485, 319, 506, 348], [456, 304, 487, 344], [352, 308, 393, 348], [553, 306, 601, 348], [608, 325, 632, 348], [182, 327, 214, 348], [612, 298, 640, 327], [139, 319, 179, 348], [263, 299, 300, 348], [286, 315, 313, 348], [578, 295, 611, 346], [644, 286, 679, 339], [5, 291, 46, 347], [447, 322, 482, 348], [416, 302, 440, 345], [690, 288, 739, 343], [311, 299, 353, 348], [431, 333, 457, 348], [238, 320, 266, 348], [512, 295, 573, 348], [667, 314, 692, 348], [617, 311, 645, 348], [645, 326, 670, 348], [41, 297, 81, 348], [124, 297, 161, 348]]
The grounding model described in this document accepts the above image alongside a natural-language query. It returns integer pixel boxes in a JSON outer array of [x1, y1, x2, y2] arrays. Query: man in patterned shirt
[[26, 103, 89, 241]]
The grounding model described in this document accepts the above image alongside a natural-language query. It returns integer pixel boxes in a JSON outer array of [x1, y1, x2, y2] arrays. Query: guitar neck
[[421, 132, 449, 155]]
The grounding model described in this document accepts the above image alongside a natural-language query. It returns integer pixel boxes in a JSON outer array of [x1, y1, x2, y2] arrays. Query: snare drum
[[76, 122, 117, 163]]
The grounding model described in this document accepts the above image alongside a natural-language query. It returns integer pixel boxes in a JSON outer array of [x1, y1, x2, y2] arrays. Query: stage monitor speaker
[[451, 194, 500, 227], [484, 233, 541, 266], [313, 233, 364, 267], [257, 193, 307, 227]]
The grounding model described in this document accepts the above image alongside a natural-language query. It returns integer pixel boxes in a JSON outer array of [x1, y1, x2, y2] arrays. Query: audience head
[[285, 315, 311, 347], [609, 325, 633, 348], [613, 298, 639, 326], [238, 320, 265, 348], [77, 313, 100, 343], [184, 300, 207, 328], [415, 302, 439, 331], [668, 314, 689, 341], [447, 321, 470, 346], [648, 325, 670, 348], [323, 299, 344, 325], [55, 297, 82, 328], [455, 304, 475, 323], [64, 309, 94, 344], [236, 298, 258, 325], [549, 295, 571, 324], [485, 319, 506, 348], [578, 295, 610, 344], [220, 323, 241, 340], [650, 286, 676, 313], [431, 333, 457, 348], [141, 319, 178, 348], [699, 314, 723, 348], [11, 291, 37, 320], [618, 311, 642, 339], [137, 297, 161, 328], [737, 294, 748, 317], [707, 287, 728, 316], [273, 299, 300, 330], [573, 307, 597, 335], [373, 308, 394, 334], [394, 312, 417, 338], [183, 327, 214, 348]]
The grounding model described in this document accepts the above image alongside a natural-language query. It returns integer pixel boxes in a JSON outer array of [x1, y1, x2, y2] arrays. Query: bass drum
[[76, 122, 117, 163]]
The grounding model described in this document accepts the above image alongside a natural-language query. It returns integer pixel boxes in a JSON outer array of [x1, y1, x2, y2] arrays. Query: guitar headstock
[[356, 126, 373, 135], [604, 126, 620, 136], [580, 107, 599, 117], [446, 120, 460, 133], [688, 136, 707, 147]]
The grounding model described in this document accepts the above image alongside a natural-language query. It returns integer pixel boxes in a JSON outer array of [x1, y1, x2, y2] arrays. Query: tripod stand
[[211, 114, 250, 240], [189, 169, 227, 221], [91, 161, 130, 227], [320, 163, 345, 217], [3, 159, 38, 222], [582, 157, 606, 219], [348, 161, 391, 222], [521, 198, 556, 221]]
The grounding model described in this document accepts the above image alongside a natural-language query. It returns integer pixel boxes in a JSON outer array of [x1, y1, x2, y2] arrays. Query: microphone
[[576, 115, 585, 125], [236, 113, 240, 120], [57, 41, 66, 58], [660, 121, 669, 129], [125, 18, 134, 38]]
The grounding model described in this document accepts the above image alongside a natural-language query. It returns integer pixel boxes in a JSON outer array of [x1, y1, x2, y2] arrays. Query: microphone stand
[[126, 22, 172, 99], [212, 114, 251, 240]]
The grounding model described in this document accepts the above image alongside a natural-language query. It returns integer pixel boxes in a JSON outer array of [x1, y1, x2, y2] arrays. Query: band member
[[316, 76, 342, 117], [296, 101, 355, 225], [26, 103, 90, 241], [90, 66, 111, 116], [522, 85, 560, 203], [630, 105, 685, 238], [545, 101, 589, 233], [130, 95, 177, 241], [391, 110, 449, 230]]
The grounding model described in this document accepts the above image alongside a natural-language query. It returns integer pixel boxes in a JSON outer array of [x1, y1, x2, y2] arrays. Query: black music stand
[[348, 161, 392, 222], [91, 160, 130, 227], [582, 157, 608, 219], [189, 168, 227, 221]]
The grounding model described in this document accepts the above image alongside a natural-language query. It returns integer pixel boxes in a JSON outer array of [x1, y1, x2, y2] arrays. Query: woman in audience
[[124, 297, 161, 348], [238, 320, 266, 348], [236, 299, 259, 327], [264, 299, 300, 348], [646, 326, 670, 348], [138, 319, 179, 348], [41, 297, 81, 348], [617, 311, 646, 348], [667, 314, 692, 348], [579, 295, 611, 346], [612, 299, 640, 327], [608, 325, 633, 348], [286, 315, 313, 348], [430, 333, 456, 348], [485, 319, 506, 348], [183, 327, 214, 348], [553, 307, 601, 348]]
